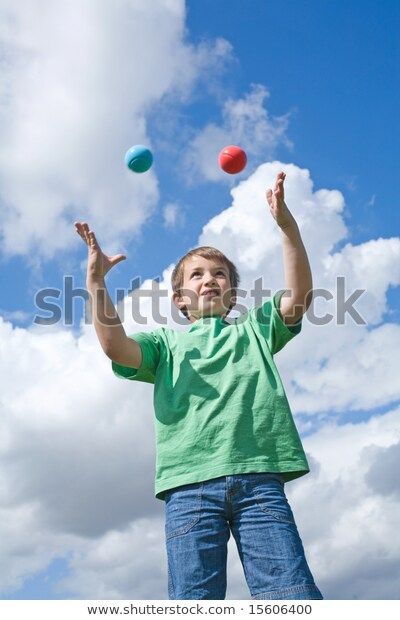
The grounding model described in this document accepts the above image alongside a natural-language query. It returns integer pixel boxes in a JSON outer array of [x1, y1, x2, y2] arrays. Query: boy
[[74, 171, 323, 600]]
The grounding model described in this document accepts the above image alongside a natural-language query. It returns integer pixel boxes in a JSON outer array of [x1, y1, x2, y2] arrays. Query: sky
[[0, 0, 399, 601]]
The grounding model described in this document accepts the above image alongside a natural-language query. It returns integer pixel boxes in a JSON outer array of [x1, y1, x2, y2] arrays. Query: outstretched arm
[[266, 172, 313, 325], [74, 222, 142, 366]]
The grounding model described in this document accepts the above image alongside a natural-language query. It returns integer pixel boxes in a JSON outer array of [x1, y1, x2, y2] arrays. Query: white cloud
[[55, 519, 169, 599], [0, 501, 73, 595], [162, 202, 184, 229], [181, 83, 294, 185], [0, 0, 233, 259], [364, 442, 400, 498], [292, 409, 400, 600], [0, 309, 30, 323]]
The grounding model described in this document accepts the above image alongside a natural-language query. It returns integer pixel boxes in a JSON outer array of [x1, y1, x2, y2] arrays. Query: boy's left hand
[[266, 171, 296, 230]]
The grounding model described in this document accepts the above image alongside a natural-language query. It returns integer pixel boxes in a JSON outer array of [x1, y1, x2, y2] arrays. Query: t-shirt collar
[[188, 315, 228, 332]]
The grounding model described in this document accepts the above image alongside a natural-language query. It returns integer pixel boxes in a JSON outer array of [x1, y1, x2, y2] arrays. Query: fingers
[[109, 254, 127, 266], [275, 171, 285, 191], [267, 171, 286, 203], [273, 171, 286, 198], [74, 221, 90, 244], [88, 230, 99, 249], [74, 222, 98, 249]]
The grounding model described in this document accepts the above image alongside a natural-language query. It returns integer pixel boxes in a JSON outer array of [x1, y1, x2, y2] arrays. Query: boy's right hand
[[74, 222, 126, 282]]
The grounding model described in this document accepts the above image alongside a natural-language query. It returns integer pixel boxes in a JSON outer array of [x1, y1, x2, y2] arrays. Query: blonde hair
[[171, 246, 240, 321]]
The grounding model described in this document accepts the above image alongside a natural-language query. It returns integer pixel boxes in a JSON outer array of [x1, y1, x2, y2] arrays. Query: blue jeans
[[164, 473, 323, 600]]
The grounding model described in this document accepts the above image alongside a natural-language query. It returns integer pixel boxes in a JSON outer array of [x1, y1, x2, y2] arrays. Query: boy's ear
[[172, 291, 189, 319], [172, 291, 184, 311]]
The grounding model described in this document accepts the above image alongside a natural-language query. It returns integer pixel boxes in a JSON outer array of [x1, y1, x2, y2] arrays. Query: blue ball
[[124, 145, 153, 173]]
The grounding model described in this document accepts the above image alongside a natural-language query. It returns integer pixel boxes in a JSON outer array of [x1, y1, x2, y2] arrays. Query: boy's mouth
[[202, 289, 220, 298]]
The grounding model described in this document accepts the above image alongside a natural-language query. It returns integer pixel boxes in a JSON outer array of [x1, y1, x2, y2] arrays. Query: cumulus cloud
[[363, 442, 400, 499], [181, 83, 294, 185], [295, 408, 400, 600], [0, 0, 233, 259]]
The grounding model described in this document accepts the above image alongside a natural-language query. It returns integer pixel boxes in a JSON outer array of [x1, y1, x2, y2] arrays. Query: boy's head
[[172, 246, 240, 323]]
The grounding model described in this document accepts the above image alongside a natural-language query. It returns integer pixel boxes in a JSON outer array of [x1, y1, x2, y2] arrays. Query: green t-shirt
[[112, 291, 310, 501]]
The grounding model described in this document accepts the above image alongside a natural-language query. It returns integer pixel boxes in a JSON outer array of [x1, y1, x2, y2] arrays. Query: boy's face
[[173, 255, 235, 322]]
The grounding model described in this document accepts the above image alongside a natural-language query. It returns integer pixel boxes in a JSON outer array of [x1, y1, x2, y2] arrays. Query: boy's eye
[[191, 270, 225, 277]]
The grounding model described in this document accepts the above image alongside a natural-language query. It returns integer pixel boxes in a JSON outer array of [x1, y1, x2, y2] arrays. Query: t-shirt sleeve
[[111, 330, 162, 384], [249, 289, 302, 355]]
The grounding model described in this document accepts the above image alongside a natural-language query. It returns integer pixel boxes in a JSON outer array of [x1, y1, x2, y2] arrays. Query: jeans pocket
[[248, 473, 295, 524], [164, 482, 203, 540]]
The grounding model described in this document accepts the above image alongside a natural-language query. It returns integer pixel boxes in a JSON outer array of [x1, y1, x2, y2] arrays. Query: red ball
[[218, 145, 247, 174]]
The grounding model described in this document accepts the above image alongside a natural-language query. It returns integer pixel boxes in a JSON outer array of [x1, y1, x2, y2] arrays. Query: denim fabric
[[164, 473, 323, 600]]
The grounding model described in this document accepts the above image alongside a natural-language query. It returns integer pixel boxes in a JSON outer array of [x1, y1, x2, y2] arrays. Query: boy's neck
[[188, 312, 226, 324]]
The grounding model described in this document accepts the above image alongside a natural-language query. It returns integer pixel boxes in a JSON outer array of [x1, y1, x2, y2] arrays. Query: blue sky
[[0, 0, 399, 602]]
